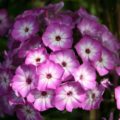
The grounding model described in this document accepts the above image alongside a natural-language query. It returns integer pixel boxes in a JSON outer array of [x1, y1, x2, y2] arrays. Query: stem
[[90, 110, 97, 120]]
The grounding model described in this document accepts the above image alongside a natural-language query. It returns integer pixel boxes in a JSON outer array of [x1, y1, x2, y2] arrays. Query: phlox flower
[[11, 65, 37, 97], [93, 48, 116, 76], [0, 9, 10, 36], [77, 8, 98, 21], [27, 89, 54, 111], [81, 85, 105, 110], [16, 104, 43, 120], [49, 49, 80, 81], [0, 95, 15, 116], [115, 86, 120, 109], [75, 36, 102, 62], [48, 14, 74, 29], [25, 48, 48, 66], [0, 70, 11, 95], [37, 60, 64, 90], [11, 16, 39, 42], [8, 90, 25, 106], [77, 17, 103, 37], [54, 82, 86, 112], [101, 30, 119, 53], [42, 23, 73, 51], [72, 62, 96, 90], [18, 36, 43, 58]]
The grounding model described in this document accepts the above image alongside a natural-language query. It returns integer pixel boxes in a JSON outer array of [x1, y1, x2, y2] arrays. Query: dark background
[[0, 0, 120, 120]]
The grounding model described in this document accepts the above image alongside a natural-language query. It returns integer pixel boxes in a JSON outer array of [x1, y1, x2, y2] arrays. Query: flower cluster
[[0, 2, 120, 120]]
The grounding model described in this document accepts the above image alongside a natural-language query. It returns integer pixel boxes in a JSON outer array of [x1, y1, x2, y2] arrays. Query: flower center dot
[[67, 91, 73, 96], [26, 78, 32, 84], [91, 93, 96, 99], [80, 75, 83, 80], [56, 36, 61, 41], [26, 109, 32, 114], [41, 91, 47, 96], [62, 61, 67, 67], [24, 27, 29, 32], [36, 58, 41, 62], [46, 73, 52, 79], [85, 48, 90, 54]]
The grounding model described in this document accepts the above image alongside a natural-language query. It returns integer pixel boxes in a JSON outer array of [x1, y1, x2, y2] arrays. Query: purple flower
[[17, 8, 44, 19], [101, 30, 119, 53], [115, 86, 120, 109], [72, 62, 97, 90], [44, 1, 64, 16], [0, 9, 10, 36], [8, 90, 25, 106], [16, 104, 43, 120], [75, 36, 102, 62], [77, 17, 103, 38], [50, 49, 80, 81], [11, 65, 37, 97], [81, 85, 105, 110], [27, 89, 54, 111], [0, 70, 11, 95], [0, 95, 15, 116], [93, 48, 116, 76], [42, 23, 73, 51], [47, 13, 74, 29], [25, 48, 48, 66], [77, 8, 98, 21], [54, 82, 86, 112], [11, 16, 39, 42], [18, 36, 43, 58], [37, 60, 64, 90]]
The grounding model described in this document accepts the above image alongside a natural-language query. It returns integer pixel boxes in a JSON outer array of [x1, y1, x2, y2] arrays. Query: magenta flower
[[16, 104, 43, 120], [75, 36, 102, 62], [8, 90, 25, 106], [48, 14, 74, 29], [45, 1, 64, 14], [115, 86, 120, 109], [42, 23, 73, 51], [0, 2, 120, 119], [81, 85, 105, 110], [77, 8, 98, 21], [72, 63, 96, 90], [93, 48, 115, 76], [101, 30, 119, 53], [11, 65, 37, 97], [54, 82, 86, 112], [77, 17, 103, 37], [11, 16, 39, 42], [50, 49, 80, 81], [18, 36, 43, 58], [27, 89, 54, 111], [0, 9, 10, 36], [25, 48, 48, 66], [37, 60, 64, 90]]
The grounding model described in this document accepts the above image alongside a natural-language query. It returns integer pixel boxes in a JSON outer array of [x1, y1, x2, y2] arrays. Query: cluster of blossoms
[[0, 2, 120, 120]]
